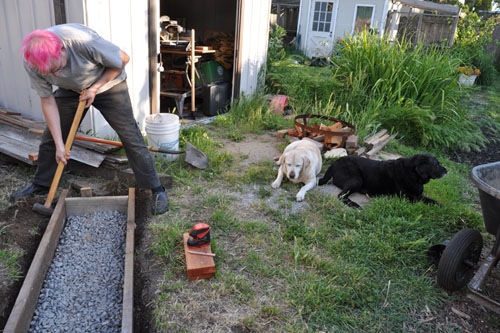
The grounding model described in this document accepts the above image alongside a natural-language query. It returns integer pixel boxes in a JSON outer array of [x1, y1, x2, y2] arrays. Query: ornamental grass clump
[[327, 32, 485, 150]]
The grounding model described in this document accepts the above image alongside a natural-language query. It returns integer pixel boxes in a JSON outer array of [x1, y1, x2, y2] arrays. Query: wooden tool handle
[[43, 93, 87, 208], [191, 29, 195, 112]]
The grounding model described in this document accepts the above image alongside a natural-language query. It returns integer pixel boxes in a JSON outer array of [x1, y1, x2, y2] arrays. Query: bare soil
[[1, 131, 500, 332]]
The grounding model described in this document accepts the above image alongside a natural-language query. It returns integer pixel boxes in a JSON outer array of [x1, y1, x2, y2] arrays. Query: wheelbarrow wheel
[[437, 228, 483, 292]]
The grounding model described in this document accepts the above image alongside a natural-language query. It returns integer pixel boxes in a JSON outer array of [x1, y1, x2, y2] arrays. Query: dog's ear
[[303, 156, 310, 170], [413, 155, 432, 183], [276, 153, 285, 165]]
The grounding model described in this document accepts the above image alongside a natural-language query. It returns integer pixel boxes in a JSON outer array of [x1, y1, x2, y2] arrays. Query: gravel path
[[29, 210, 127, 333]]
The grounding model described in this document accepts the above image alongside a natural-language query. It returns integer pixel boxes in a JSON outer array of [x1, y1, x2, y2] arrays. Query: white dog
[[272, 139, 322, 201]]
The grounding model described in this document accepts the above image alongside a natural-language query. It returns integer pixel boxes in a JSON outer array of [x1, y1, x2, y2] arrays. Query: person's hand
[[80, 88, 96, 108], [55, 144, 69, 165]]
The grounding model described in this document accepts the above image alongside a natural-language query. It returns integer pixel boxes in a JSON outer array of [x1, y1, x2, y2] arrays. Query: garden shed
[[0, 0, 271, 138]]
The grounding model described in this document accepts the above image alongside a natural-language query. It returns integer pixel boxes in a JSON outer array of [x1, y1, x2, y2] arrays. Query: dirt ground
[[1, 132, 500, 332]]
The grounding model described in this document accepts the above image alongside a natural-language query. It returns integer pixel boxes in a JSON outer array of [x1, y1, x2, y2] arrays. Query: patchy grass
[[147, 127, 486, 331], [0, 247, 23, 281]]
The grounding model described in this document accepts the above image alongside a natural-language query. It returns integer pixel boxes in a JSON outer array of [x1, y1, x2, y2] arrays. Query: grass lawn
[[144, 79, 499, 332]]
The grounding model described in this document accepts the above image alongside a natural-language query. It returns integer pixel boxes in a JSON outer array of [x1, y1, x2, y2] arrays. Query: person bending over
[[10, 23, 168, 215]]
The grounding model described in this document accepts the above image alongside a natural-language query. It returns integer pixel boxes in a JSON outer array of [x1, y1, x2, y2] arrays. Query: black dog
[[318, 154, 447, 207]]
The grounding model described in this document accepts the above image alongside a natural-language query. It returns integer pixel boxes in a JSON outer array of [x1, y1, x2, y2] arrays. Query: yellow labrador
[[272, 139, 322, 201]]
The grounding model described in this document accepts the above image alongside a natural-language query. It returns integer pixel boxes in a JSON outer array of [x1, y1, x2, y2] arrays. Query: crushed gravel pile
[[29, 210, 127, 333]]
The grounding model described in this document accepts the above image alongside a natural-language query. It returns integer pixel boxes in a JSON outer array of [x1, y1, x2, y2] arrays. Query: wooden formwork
[[4, 188, 136, 333]]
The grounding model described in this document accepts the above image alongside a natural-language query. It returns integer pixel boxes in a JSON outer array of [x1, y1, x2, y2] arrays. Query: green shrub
[[267, 24, 287, 65], [452, 6, 500, 86], [265, 30, 494, 151]]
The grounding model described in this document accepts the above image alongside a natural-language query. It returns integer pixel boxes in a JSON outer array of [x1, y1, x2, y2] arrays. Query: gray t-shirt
[[24, 23, 127, 97]]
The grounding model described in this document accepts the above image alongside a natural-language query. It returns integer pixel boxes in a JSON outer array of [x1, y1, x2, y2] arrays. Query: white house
[[296, 0, 461, 58], [297, 0, 390, 58], [0, 0, 272, 138]]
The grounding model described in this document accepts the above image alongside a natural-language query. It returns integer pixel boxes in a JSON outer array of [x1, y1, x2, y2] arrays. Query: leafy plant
[[267, 24, 287, 65], [452, 5, 499, 85]]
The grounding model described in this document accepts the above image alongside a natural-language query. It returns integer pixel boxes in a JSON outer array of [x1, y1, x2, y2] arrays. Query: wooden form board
[[4, 189, 136, 333], [183, 233, 216, 280]]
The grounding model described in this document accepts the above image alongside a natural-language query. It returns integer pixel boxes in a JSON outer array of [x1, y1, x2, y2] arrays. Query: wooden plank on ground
[[0, 124, 42, 146], [122, 188, 136, 333], [0, 123, 108, 167], [4, 190, 69, 333], [70, 146, 107, 168], [183, 233, 216, 280], [0, 132, 39, 165], [0, 113, 45, 131]]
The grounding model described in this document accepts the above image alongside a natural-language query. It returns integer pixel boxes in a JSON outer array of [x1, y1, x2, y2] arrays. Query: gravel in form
[[29, 210, 127, 333]]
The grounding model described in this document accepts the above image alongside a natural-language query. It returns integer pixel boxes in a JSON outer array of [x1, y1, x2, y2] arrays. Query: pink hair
[[21, 29, 63, 74]]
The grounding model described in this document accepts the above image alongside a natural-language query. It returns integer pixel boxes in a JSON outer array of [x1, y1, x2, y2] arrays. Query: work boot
[[152, 190, 169, 215], [9, 183, 49, 203]]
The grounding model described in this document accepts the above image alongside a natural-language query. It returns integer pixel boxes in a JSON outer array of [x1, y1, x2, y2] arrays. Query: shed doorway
[[155, 0, 239, 119]]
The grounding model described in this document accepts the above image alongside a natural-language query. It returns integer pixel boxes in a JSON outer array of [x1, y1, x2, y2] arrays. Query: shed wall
[[0, 0, 55, 120]]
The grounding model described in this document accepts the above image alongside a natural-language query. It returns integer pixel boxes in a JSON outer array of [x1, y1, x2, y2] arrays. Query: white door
[[306, 1, 335, 58]]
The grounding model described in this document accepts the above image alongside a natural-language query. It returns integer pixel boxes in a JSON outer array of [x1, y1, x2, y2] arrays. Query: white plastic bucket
[[145, 113, 180, 162]]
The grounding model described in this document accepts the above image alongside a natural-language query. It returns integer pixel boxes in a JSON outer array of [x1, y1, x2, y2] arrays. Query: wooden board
[[0, 123, 41, 165], [122, 188, 136, 333], [183, 233, 216, 280], [0, 123, 108, 168], [3, 190, 69, 333], [65, 195, 129, 216], [69, 145, 107, 168], [4, 189, 136, 333]]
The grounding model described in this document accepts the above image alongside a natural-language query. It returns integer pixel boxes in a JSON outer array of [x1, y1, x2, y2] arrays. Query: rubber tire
[[437, 228, 483, 292]]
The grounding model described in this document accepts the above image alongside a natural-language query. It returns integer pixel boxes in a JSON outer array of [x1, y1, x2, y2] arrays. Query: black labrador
[[318, 154, 447, 207]]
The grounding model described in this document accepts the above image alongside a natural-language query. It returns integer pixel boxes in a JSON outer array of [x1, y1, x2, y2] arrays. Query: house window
[[354, 5, 374, 33], [312, 1, 333, 32]]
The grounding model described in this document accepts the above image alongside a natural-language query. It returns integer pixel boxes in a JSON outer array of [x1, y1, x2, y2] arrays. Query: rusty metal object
[[293, 114, 355, 149]]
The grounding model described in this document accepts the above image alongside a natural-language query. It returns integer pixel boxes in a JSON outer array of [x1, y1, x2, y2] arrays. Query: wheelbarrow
[[436, 161, 500, 314]]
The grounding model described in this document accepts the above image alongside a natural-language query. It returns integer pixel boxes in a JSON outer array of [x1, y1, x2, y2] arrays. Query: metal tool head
[[32, 202, 54, 217], [184, 142, 209, 169]]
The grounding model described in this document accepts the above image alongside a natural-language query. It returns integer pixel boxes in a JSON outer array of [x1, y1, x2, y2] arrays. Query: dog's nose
[[289, 171, 295, 178]]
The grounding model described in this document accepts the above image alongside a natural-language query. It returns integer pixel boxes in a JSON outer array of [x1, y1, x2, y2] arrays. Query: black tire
[[437, 228, 483, 291]]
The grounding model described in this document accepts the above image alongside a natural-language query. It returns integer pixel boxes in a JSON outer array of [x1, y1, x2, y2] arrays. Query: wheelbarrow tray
[[471, 161, 500, 237], [467, 161, 500, 314]]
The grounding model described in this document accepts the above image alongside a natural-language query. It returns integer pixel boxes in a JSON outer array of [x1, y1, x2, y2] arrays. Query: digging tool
[[33, 93, 87, 217]]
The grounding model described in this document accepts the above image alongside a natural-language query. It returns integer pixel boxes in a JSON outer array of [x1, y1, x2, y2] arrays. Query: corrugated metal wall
[[0, 0, 56, 121], [0, 0, 150, 137]]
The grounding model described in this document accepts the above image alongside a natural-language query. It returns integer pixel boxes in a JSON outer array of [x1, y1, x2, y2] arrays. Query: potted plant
[[457, 66, 481, 86]]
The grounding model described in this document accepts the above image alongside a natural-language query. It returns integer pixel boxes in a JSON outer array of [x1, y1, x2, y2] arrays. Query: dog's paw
[[271, 180, 281, 189], [296, 192, 305, 202]]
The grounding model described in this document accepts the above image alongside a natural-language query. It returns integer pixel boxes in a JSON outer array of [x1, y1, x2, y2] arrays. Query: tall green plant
[[329, 32, 485, 149]]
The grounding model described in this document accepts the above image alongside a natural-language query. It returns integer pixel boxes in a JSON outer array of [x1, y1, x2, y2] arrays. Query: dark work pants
[[34, 80, 162, 190]]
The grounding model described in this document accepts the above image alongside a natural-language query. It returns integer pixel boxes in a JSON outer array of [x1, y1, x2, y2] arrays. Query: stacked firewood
[[354, 129, 397, 158], [204, 32, 234, 69]]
